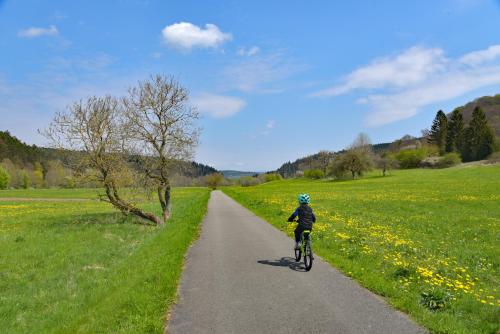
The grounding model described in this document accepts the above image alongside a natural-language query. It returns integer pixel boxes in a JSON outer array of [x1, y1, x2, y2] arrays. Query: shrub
[[304, 169, 325, 179], [328, 155, 348, 179], [0, 166, 10, 189], [436, 153, 461, 168], [19, 170, 31, 189], [239, 176, 261, 187], [64, 176, 76, 188], [205, 173, 224, 189], [396, 148, 428, 169], [264, 173, 282, 182]]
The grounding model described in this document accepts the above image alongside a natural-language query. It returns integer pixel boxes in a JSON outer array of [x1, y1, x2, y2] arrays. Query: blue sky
[[1, 0, 500, 171]]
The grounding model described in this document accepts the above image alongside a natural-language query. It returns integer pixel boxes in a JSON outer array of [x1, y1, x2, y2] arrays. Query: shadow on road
[[257, 257, 307, 272]]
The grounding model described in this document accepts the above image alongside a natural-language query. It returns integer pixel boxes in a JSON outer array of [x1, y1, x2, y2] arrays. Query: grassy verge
[[0, 187, 210, 333], [0, 188, 103, 199], [223, 166, 499, 334]]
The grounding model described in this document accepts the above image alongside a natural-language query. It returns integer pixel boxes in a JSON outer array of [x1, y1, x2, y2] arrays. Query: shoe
[[294, 242, 301, 250]]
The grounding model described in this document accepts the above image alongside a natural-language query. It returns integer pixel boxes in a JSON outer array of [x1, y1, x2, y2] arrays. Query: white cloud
[[312, 46, 446, 97], [364, 65, 500, 126], [192, 93, 246, 118], [238, 46, 260, 56], [459, 45, 500, 66], [266, 120, 275, 129], [312, 45, 500, 126], [18, 25, 58, 38], [161, 22, 232, 50]]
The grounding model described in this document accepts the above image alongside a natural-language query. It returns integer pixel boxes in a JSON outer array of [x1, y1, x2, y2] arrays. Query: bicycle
[[294, 230, 314, 271]]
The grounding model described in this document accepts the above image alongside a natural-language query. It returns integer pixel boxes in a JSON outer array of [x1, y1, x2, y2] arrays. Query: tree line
[[428, 107, 496, 162], [0, 131, 216, 190], [272, 105, 498, 181]]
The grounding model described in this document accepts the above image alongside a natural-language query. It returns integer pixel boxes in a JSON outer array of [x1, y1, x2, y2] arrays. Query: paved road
[[167, 191, 425, 334]]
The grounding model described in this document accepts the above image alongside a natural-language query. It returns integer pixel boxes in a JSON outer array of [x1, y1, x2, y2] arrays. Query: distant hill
[[221, 170, 258, 179], [275, 95, 500, 177], [276, 143, 390, 178], [0, 130, 217, 177], [454, 94, 500, 137], [0, 131, 48, 165]]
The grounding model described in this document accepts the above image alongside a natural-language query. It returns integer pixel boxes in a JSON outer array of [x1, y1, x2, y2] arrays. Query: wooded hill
[[454, 94, 500, 137], [0, 130, 217, 181], [276, 94, 499, 177]]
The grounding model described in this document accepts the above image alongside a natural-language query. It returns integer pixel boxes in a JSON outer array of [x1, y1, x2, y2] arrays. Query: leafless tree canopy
[[350, 132, 372, 151], [123, 74, 200, 221], [44, 96, 125, 177], [43, 95, 163, 225], [123, 75, 199, 160], [43, 75, 201, 225]]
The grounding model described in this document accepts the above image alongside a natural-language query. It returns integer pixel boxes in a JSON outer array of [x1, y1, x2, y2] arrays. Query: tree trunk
[[157, 183, 171, 223], [104, 183, 163, 225]]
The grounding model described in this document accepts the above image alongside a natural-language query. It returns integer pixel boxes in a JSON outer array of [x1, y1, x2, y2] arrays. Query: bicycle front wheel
[[304, 241, 313, 271]]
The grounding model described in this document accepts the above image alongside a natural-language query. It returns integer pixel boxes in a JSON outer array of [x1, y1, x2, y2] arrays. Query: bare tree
[[43, 96, 163, 225], [328, 133, 374, 180], [375, 152, 399, 176], [123, 75, 200, 222], [350, 132, 372, 151]]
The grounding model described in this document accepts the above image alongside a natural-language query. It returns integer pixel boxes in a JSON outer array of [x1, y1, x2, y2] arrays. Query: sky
[[1, 0, 500, 171]]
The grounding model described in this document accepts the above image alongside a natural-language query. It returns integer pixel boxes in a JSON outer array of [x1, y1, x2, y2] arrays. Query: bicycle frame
[[300, 230, 312, 254], [299, 230, 313, 271]]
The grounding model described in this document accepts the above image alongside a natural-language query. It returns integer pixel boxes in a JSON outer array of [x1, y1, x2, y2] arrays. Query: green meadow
[[0, 187, 210, 333], [223, 166, 500, 334]]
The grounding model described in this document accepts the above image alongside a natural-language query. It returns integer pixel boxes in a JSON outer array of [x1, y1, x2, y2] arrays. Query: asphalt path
[[167, 190, 425, 334]]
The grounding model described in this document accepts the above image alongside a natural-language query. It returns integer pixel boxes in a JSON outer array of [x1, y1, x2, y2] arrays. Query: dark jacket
[[287, 204, 316, 229]]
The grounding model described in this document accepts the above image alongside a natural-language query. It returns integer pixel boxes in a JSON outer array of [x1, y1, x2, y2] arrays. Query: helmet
[[298, 193, 310, 204]]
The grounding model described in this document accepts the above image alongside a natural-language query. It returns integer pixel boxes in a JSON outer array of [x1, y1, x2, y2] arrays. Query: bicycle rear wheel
[[304, 241, 313, 271], [294, 247, 301, 262]]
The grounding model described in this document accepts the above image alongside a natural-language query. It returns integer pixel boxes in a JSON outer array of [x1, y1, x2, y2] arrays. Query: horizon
[[1, 0, 500, 170]]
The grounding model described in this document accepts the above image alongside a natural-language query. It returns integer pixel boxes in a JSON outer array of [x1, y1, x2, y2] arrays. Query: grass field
[[223, 166, 500, 334], [0, 187, 210, 333]]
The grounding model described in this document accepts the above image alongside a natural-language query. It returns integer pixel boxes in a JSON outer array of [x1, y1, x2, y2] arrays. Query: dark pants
[[294, 224, 312, 242]]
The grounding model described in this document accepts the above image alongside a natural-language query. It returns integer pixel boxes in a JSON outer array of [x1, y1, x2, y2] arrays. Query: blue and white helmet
[[298, 193, 310, 204]]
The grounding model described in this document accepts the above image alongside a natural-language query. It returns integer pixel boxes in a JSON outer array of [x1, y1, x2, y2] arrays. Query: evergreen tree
[[461, 127, 473, 162], [446, 109, 464, 153], [461, 107, 495, 161], [428, 110, 448, 155]]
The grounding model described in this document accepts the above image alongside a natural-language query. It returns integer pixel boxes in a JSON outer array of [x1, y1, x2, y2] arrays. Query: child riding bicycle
[[287, 193, 316, 250]]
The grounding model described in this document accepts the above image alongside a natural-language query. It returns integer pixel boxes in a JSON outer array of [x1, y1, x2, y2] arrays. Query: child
[[287, 193, 316, 249]]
